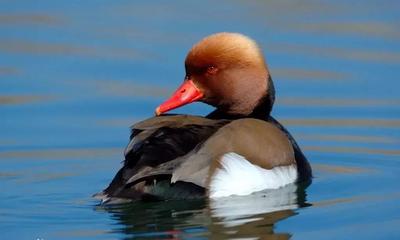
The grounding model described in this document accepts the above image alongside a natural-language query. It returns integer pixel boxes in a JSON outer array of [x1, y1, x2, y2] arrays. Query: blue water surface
[[1, 1, 399, 239]]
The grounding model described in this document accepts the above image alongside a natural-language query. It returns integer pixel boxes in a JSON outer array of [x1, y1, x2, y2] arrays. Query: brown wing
[[171, 118, 296, 188]]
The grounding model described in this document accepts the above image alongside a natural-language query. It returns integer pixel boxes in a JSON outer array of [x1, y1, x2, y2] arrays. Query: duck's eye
[[206, 66, 217, 75]]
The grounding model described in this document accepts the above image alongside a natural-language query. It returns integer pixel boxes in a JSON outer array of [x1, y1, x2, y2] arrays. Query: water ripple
[[269, 43, 400, 64], [278, 98, 400, 107], [305, 146, 400, 156], [282, 118, 400, 128], [0, 147, 122, 160], [0, 13, 64, 26], [0, 95, 55, 105]]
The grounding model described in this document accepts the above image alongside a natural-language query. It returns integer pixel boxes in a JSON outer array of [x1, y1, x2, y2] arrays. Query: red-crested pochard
[[95, 32, 312, 203]]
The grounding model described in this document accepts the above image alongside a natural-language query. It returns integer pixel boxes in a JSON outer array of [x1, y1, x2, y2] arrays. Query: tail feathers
[[93, 193, 131, 205], [92, 191, 114, 204], [94, 177, 205, 204], [92, 189, 146, 204], [94, 163, 173, 204]]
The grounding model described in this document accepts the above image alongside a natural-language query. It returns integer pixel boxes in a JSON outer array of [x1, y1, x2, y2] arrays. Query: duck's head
[[156, 32, 274, 117]]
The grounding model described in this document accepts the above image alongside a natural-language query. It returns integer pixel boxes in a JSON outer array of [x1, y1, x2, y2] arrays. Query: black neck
[[207, 76, 275, 120]]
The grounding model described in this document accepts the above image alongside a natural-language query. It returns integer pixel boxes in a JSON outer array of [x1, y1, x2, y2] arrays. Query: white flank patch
[[209, 152, 297, 198]]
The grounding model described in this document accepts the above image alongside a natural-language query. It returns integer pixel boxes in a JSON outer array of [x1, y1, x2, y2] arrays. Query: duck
[[95, 32, 312, 203]]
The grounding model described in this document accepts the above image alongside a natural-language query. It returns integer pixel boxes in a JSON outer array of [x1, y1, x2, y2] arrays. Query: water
[[1, 1, 399, 239]]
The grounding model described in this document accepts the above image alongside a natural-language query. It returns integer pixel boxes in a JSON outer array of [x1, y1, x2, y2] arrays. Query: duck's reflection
[[208, 183, 309, 239], [95, 183, 309, 239]]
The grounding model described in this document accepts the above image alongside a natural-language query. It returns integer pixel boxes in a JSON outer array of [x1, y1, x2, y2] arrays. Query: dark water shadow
[[94, 183, 309, 239]]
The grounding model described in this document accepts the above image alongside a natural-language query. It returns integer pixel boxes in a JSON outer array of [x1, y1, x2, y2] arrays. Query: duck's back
[[95, 115, 230, 203]]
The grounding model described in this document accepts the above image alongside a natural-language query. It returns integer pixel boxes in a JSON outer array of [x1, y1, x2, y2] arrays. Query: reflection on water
[[273, 67, 349, 81], [96, 184, 308, 239], [0, 66, 19, 75], [292, 22, 400, 40], [281, 118, 400, 128], [269, 42, 400, 64], [299, 134, 398, 144], [96, 200, 208, 238], [304, 146, 400, 156], [0, 95, 54, 105], [209, 184, 303, 225], [0, 13, 63, 26], [279, 97, 400, 107], [0, 39, 144, 60], [0, 147, 122, 160], [313, 163, 368, 174], [76, 79, 171, 98]]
